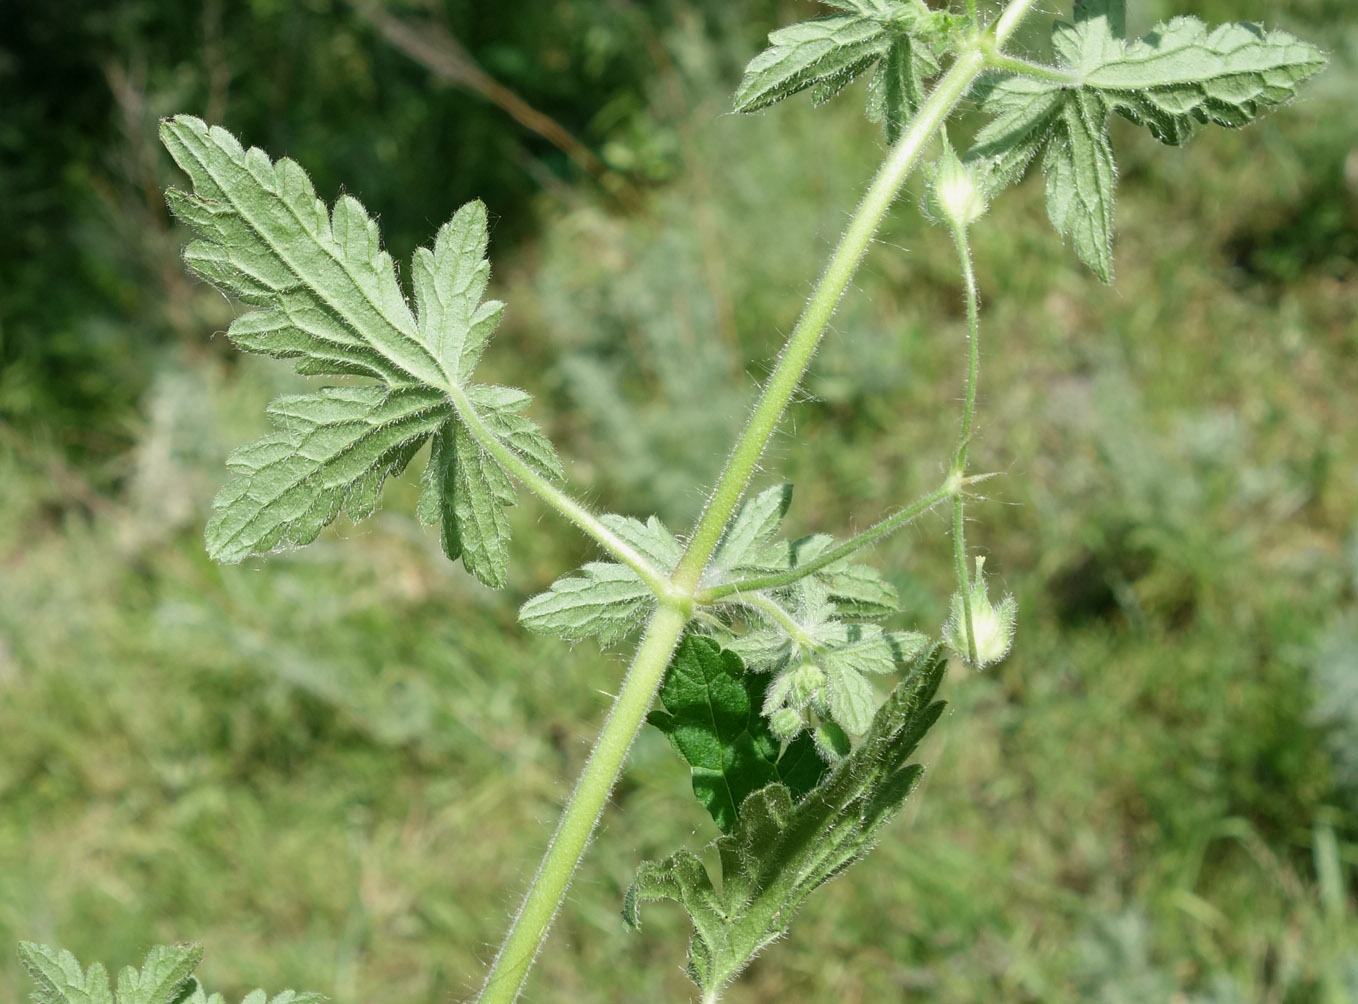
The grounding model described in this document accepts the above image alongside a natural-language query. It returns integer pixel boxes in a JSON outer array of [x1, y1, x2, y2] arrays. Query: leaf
[[733, 15, 891, 114], [162, 116, 560, 583], [963, 1, 1324, 279], [1090, 18, 1328, 146], [19, 943, 111, 1004], [19, 943, 324, 1004], [866, 34, 940, 144], [207, 386, 449, 563], [624, 649, 947, 994], [519, 515, 681, 643], [112, 945, 202, 1004], [710, 484, 792, 574], [723, 578, 924, 736], [1042, 90, 1117, 282], [733, 2, 947, 138], [647, 636, 829, 832]]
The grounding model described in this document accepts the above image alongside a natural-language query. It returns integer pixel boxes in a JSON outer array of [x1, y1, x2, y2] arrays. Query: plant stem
[[671, 0, 1041, 596], [476, 603, 690, 1004], [475, 2, 1044, 999], [983, 50, 1079, 85], [444, 383, 673, 597], [741, 593, 817, 649], [949, 222, 981, 664], [695, 482, 953, 603]]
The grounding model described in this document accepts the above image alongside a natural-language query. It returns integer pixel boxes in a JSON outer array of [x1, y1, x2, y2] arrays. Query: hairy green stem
[[983, 50, 1079, 84], [475, 2, 1043, 999], [949, 222, 981, 664], [671, 0, 1039, 596], [444, 383, 673, 597], [741, 593, 817, 649], [695, 482, 953, 603], [476, 603, 689, 1004]]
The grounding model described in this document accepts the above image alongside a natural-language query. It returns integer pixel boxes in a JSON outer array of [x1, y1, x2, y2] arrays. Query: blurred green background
[[2, 0, 1356, 1001]]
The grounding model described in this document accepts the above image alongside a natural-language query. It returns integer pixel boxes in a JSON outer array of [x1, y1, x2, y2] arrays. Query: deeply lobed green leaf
[[964, 0, 1324, 280], [161, 116, 561, 584]]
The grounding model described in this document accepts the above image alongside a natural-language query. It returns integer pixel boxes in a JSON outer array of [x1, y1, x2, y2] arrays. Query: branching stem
[[475, 2, 1044, 999], [695, 481, 953, 604]]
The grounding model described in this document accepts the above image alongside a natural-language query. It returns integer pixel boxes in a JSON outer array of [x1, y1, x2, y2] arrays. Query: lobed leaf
[[18, 944, 320, 1004], [733, 2, 947, 138], [162, 116, 561, 582], [963, 0, 1324, 279], [207, 386, 449, 563]]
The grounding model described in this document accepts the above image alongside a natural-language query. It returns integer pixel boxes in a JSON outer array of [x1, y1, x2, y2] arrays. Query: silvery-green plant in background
[[20, 2, 1324, 1002]]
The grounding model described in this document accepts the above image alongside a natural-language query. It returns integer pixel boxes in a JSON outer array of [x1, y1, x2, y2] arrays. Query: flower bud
[[928, 141, 988, 230], [769, 707, 806, 740], [944, 556, 1017, 669], [787, 662, 827, 708]]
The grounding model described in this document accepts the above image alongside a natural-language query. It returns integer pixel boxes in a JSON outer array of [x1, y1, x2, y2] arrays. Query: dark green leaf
[[648, 635, 829, 832]]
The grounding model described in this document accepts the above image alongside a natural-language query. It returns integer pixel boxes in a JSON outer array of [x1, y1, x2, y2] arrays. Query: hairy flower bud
[[944, 556, 1017, 669], [769, 707, 806, 740], [927, 140, 988, 229]]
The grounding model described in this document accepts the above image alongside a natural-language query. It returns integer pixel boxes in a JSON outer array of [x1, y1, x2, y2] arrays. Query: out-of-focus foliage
[[2, 1, 1356, 1003]]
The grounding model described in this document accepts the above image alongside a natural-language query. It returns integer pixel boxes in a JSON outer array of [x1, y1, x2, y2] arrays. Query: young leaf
[[519, 514, 682, 643], [646, 635, 829, 832], [710, 484, 792, 574], [624, 649, 947, 994], [726, 579, 926, 736], [964, 1, 1325, 279], [162, 116, 560, 584], [733, 2, 949, 138]]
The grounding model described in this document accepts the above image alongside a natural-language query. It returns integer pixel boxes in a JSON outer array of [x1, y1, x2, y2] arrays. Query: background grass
[[2, 1, 1356, 1002]]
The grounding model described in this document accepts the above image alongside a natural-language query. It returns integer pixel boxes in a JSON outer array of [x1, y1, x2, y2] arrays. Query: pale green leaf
[[711, 484, 792, 574], [112, 945, 201, 1004], [733, 15, 891, 114], [19, 943, 108, 1004], [519, 561, 656, 644], [161, 116, 440, 387], [207, 386, 449, 563], [21, 944, 323, 1004], [1042, 91, 1116, 281], [732, 2, 946, 139], [962, 1, 1322, 279], [1089, 18, 1328, 145], [163, 116, 562, 581], [519, 515, 681, 643]]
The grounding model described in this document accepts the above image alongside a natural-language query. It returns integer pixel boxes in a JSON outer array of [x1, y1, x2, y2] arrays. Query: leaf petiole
[[443, 382, 675, 598]]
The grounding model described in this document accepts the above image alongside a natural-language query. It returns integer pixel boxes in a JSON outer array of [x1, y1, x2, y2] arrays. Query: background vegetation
[[2, 1, 1355, 1001]]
